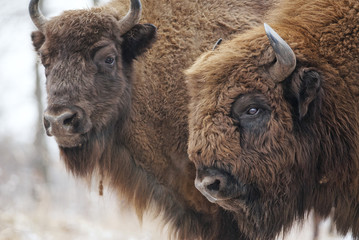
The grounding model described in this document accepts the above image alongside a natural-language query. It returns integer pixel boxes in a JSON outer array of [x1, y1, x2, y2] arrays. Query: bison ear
[[289, 68, 322, 120], [31, 31, 45, 52], [121, 23, 157, 63]]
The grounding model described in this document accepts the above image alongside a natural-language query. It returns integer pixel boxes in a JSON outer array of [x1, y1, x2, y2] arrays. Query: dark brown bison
[[29, 0, 277, 239], [186, 0, 359, 239]]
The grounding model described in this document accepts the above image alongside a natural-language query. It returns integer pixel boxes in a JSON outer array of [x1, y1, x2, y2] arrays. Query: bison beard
[[59, 129, 109, 178], [60, 123, 244, 240]]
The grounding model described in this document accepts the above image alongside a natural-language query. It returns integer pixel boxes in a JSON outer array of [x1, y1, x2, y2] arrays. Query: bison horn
[[264, 23, 296, 82], [29, 0, 48, 32], [118, 0, 142, 35]]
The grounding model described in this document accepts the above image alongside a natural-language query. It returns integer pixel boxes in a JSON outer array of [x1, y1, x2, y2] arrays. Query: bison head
[[30, 0, 156, 176], [185, 24, 327, 239]]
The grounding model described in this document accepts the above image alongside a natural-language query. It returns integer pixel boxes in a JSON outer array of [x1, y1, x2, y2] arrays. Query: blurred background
[[0, 0, 353, 239]]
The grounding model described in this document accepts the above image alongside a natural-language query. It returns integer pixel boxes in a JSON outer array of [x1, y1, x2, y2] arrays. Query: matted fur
[[186, 0, 359, 239], [31, 0, 278, 239]]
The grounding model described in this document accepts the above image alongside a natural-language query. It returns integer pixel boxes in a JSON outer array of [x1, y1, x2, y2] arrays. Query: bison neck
[[59, 114, 235, 239], [109, 0, 277, 238], [94, 114, 239, 239], [280, 1, 359, 233]]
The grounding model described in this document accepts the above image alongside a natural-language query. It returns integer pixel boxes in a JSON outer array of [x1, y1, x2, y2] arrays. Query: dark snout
[[43, 105, 92, 147], [195, 167, 240, 203]]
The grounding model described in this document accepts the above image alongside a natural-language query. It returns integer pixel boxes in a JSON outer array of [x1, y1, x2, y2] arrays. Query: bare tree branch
[[32, 0, 49, 186], [93, 0, 100, 6]]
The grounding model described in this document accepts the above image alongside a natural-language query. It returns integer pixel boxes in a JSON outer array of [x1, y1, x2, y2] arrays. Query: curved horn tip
[[131, 0, 142, 10], [264, 23, 285, 49], [264, 23, 296, 81], [264, 23, 271, 35], [118, 0, 142, 35], [29, 0, 48, 31]]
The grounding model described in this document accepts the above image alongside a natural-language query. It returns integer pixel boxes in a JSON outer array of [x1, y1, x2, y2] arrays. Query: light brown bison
[[186, 0, 359, 239], [29, 0, 276, 239]]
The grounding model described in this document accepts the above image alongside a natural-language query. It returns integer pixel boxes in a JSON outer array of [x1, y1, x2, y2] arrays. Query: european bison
[[29, 0, 276, 239], [186, 0, 359, 239]]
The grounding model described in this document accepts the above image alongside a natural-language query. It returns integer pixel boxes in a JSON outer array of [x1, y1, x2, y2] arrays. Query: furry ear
[[289, 68, 322, 120], [121, 23, 157, 63], [31, 31, 45, 52]]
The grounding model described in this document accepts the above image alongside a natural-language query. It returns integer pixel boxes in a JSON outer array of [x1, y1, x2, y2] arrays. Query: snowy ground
[[0, 150, 353, 240], [0, 151, 166, 240], [0, 186, 353, 240]]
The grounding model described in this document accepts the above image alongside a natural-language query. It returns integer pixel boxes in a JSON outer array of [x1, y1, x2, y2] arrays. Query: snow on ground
[[0, 149, 353, 240]]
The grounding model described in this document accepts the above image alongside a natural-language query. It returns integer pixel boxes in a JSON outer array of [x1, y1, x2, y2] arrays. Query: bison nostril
[[44, 117, 50, 129], [195, 175, 226, 203], [57, 112, 81, 133], [207, 179, 221, 192], [43, 106, 92, 139], [195, 168, 237, 203], [43, 116, 52, 136], [63, 113, 77, 127], [43, 107, 86, 135]]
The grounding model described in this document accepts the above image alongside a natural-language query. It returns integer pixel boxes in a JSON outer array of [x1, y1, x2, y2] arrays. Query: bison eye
[[246, 107, 259, 115], [105, 56, 115, 65], [231, 93, 271, 131]]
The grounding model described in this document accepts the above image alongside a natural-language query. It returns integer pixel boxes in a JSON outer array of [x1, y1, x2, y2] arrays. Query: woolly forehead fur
[[43, 7, 122, 53], [186, 27, 277, 102], [185, 25, 292, 130]]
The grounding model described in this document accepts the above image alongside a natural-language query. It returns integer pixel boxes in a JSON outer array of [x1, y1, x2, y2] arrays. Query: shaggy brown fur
[[186, 0, 359, 239], [30, 0, 277, 239]]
